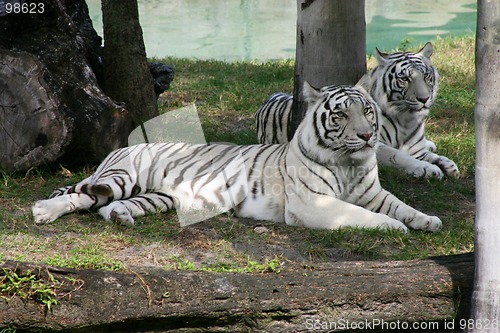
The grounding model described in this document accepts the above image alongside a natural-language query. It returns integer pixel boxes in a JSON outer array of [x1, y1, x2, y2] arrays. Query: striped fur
[[255, 42, 459, 179], [32, 83, 441, 232], [255, 92, 292, 144]]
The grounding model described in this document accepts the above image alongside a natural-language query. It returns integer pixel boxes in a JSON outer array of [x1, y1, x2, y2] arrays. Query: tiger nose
[[417, 95, 430, 104], [357, 132, 373, 142]]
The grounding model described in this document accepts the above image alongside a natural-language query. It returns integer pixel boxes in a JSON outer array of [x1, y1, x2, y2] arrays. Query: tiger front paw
[[406, 214, 442, 232], [408, 163, 444, 180], [434, 156, 460, 179]]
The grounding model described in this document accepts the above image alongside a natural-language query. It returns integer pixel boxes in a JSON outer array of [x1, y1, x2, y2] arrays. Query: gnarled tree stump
[[0, 48, 129, 172], [0, 50, 66, 172], [0, 0, 173, 172]]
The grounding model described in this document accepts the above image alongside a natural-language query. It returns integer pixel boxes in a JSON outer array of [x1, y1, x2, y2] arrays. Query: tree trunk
[[469, 1, 500, 331], [290, 0, 366, 139], [0, 0, 131, 172], [0, 0, 172, 172], [101, 0, 158, 131], [0, 254, 472, 332]]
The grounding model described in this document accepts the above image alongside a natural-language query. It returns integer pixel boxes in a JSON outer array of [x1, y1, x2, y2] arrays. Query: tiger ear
[[418, 42, 433, 59], [374, 47, 389, 64], [303, 81, 321, 104]]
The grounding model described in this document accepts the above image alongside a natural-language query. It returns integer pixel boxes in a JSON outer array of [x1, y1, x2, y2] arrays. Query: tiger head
[[296, 82, 380, 164], [360, 42, 439, 119]]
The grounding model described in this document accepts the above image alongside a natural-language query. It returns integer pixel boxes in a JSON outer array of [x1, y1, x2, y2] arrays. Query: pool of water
[[86, 0, 476, 61]]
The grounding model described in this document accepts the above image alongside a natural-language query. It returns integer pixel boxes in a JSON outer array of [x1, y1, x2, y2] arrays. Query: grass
[[165, 255, 283, 274], [0, 267, 60, 312], [0, 35, 475, 279]]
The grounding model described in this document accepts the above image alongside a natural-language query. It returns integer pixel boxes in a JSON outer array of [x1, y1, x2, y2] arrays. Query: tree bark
[[0, 0, 172, 172], [0, 0, 131, 171], [101, 0, 158, 131], [0, 253, 472, 332], [290, 0, 366, 139], [470, 1, 500, 331], [0, 0, 132, 171]]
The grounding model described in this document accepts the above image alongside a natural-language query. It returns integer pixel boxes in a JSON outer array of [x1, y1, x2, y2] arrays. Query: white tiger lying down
[[32, 83, 441, 232]]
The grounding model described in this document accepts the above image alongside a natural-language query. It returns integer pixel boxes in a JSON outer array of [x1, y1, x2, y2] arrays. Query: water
[[86, 0, 476, 61]]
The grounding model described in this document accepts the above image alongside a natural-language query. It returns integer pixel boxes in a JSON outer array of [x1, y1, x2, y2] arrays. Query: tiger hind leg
[[49, 185, 73, 198], [98, 192, 175, 226], [32, 193, 106, 224]]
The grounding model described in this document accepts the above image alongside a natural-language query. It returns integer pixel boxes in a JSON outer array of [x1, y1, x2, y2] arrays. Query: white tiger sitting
[[358, 42, 459, 179], [256, 42, 459, 179], [32, 83, 441, 232]]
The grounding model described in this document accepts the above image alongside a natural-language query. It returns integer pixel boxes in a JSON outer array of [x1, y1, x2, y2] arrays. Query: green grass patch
[[0, 267, 59, 312], [44, 245, 125, 271], [166, 255, 283, 274], [0, 35, 476, 273]]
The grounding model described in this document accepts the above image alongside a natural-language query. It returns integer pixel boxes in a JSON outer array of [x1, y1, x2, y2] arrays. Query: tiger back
[[255, 92, 292, 144], [32, 82, 441, 232]]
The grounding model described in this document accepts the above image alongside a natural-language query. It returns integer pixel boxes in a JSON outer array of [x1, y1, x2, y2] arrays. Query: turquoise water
[[87, 0, 476, 61], [366, 2, 476, 54]]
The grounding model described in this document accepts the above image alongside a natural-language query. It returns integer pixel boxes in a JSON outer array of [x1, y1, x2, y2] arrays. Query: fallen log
[[0, 253, 473, 332]]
